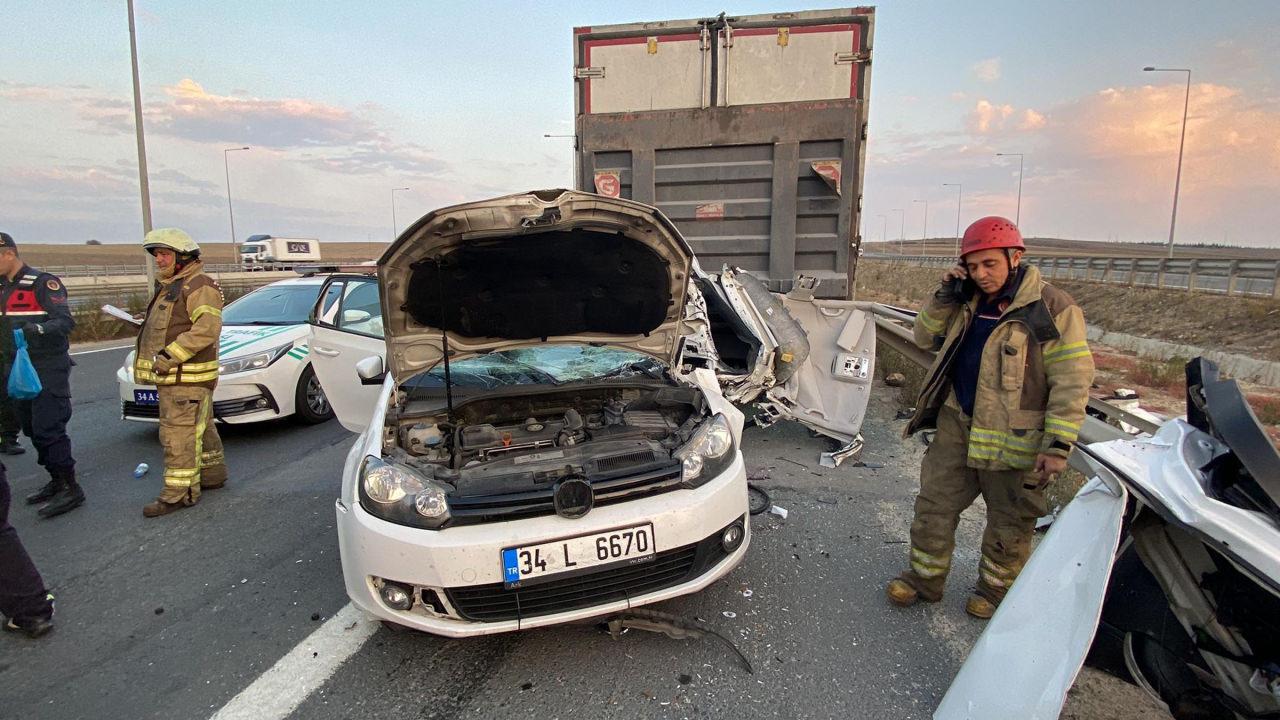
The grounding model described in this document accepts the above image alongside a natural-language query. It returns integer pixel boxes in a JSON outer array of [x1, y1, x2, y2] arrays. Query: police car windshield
[[403, 345, 662, 393], [222, 284, 319, 326]]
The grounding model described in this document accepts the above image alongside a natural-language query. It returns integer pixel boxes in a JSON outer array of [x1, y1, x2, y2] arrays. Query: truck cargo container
[[574, 7, 874, 298]]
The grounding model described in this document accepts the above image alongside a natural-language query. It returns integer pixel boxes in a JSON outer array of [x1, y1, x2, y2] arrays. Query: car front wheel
[[294, 365, 334, 424]]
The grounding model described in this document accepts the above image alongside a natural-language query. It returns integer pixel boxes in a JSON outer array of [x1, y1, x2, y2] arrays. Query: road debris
[[885, 372, 906, 387], [603, 608, 753, 674], [777, 456, 808, 469], [769, 505, 789, 520], [746, 484, 772, 515]]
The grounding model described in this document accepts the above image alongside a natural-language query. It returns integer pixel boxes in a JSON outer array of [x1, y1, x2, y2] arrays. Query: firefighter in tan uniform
[[134, 228, 227, 518], [887, 217, 1094, 618]]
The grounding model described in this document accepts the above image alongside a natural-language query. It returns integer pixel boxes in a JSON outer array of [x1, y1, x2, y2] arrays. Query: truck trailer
[[573, 7, 874, 298]]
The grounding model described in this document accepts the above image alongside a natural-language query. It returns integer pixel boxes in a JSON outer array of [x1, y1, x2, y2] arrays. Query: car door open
[[308, 275, 386, 432]]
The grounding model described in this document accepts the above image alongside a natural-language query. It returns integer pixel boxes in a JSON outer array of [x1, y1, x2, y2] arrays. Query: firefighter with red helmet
[[887, 217, 1094, 618]]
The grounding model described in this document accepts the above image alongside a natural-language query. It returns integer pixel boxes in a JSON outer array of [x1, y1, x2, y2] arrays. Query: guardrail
[[863, 302, 1156, 473], [63, 272, 296, 312], [45, 258, 375, 277], [864, 253, 1280, 299]]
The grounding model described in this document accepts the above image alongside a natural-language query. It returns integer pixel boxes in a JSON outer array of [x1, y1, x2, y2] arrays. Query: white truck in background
[[239, 235, 322, 266]]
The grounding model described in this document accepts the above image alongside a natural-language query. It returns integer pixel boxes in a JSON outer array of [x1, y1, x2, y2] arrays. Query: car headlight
[[675, 413, 736, 487], [219, 341, 294, 375], [358, 456, 452, 530]]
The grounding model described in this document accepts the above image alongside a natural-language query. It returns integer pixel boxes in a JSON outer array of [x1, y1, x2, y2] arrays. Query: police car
[[117, 276, 356, 424]]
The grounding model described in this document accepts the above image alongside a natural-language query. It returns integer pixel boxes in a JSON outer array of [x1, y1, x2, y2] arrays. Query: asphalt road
[[0, 346, 1159, 720]]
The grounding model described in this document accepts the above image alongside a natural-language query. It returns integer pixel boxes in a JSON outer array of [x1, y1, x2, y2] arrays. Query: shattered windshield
[[402, 345, 664, 393]]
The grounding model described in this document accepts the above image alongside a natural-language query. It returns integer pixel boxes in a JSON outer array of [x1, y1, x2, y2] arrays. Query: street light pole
[[995, 152, 1024, 226], [223, 146, 250, 259], [391, 187, 410, 240], [912, 199, 928, 256], [892, 209, 905, 255], [877, 214, 887, 246], [943, 183, 963, 257], [544, 133, 579, 189], [1144, 66, 1192, 258], [127, 0, 154, 283]]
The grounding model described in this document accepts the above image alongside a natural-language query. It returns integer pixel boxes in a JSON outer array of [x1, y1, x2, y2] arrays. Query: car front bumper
[[117, 360, 300, 424], [336, 452, 750, 637]]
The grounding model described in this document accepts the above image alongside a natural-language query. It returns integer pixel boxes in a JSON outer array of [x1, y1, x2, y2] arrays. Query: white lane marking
[[209, 602, 379, 720], [71, 344, 133, 356]]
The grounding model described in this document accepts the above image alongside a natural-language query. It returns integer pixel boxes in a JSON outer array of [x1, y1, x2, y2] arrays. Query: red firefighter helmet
[[960, 216, 1024, 257]]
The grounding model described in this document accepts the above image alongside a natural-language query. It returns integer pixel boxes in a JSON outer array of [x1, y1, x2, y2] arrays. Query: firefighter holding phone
[[887, 217, 1094, 618]]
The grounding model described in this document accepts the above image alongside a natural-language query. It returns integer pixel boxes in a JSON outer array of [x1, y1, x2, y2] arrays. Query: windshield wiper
[[232, 320, 294, 326]]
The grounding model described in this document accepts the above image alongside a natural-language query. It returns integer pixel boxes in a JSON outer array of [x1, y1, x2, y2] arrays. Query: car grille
[[445, 524, 736, 622], [447, 459, 685, 526], [121, 401, 160, 419]]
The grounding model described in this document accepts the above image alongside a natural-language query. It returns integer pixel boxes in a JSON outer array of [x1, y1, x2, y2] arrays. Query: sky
[[2, 1, 1278, 248]]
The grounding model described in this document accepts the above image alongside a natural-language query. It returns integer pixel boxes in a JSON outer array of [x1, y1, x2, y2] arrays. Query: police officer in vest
[[0, 232, 82, 519]]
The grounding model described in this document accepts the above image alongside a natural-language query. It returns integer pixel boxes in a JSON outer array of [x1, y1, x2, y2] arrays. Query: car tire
[[293, 365, 334, 424]]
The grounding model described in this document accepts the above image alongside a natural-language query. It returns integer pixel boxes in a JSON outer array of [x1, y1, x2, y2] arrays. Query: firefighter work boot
[[965, 593, 997, 619], [886, 578, 920, 607], [37, 469, 84, 519], [0, 435, 25, 455], [143, 498, 194, 518]]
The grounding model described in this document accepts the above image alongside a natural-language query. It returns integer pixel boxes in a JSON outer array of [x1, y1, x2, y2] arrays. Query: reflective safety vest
[[134, 260, 224, 388]]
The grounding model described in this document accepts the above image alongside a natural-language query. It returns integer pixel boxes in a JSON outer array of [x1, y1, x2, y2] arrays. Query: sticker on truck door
[[811, 160, 842, 194]]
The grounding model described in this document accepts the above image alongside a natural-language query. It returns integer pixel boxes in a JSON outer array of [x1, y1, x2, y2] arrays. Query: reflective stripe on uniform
[[180, 370, 219, 383], [181, 360, 220, 372], [910, 547, 951, 579], [164, 467, 199, 488], [194, 393, 210, 487], [1044, 417, 1080, 441], [1044, 341, 1091, 365], [980, 555, 1015, 588], [917, 309, 945, 334], [190, 304, 222, 322], [165, 341, 195, 362]]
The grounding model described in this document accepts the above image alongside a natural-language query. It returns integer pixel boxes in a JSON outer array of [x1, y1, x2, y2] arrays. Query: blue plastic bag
[[8, 328, 43, 400]]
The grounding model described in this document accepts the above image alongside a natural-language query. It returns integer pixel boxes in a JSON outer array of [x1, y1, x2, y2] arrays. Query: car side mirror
[[342, 309, 372, 325], [356, 355, 385, 385]]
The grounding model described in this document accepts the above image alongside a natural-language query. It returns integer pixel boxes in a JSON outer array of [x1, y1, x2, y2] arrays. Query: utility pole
[[224, 146, 250, 261], [943, 183, 963, 257], [1143, 66, 1192, 258], [127, 0, 154, 284], [995, 152, 1024, 226], [892, 209, 905, 255], [391, 187, 410, 240], [912, 199, 928, 255]]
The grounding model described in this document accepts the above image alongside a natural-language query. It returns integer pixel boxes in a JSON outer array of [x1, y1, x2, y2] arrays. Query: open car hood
[[378, 190, 694, 382]]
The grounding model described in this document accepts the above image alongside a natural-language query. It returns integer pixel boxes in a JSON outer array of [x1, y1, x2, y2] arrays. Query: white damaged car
[[308, 189, 875, 636], [118, 276, 346, 424]]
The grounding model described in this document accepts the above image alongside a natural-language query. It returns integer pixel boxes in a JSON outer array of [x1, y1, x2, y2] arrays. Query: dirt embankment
[[855, 260, 1280, 363]]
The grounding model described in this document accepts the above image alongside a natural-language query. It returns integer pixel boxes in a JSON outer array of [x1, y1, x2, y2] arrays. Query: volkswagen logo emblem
[[553, 477, 594, 519]]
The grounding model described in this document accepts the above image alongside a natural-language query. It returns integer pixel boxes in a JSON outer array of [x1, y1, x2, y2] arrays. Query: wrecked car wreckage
[[310, 189, 875, 637], [937, 358, 1280, 720]]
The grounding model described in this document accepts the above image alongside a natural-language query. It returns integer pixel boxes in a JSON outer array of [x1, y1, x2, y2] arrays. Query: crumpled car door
[[688, 265, 876, 466]]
